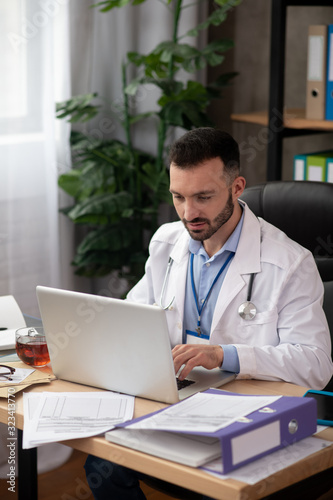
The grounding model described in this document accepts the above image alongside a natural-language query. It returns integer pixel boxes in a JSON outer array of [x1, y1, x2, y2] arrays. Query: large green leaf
[[127, 51, 171, 78], [67, 191, 133, 224], [76, 223, 134, 253], [70, 131, 102, 152], [158, 81, 209, 107], [202, 39, 234, 67], [125, 76, 183, 98], [131, 39, 234, 75], [56, 93, 100, 123], [159, 101, 212, 129], [140, 163, 171, 205], [72, 250, 128, 278], [72, 219, 149, 278], [184, 5, 233, 38], [58, 170, 83, 198]]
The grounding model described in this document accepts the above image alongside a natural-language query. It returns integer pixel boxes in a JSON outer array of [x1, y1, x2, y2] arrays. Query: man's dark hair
[[168, 127, 240, 184]]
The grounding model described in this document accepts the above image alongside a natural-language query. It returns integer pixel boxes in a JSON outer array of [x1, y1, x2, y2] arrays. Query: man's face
[[169, 157, 239, 243]]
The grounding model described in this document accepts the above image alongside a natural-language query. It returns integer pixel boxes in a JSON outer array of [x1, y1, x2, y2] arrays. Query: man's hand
[[172, 344, 224, 380]]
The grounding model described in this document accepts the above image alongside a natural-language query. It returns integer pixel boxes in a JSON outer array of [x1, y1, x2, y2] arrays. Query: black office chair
[[240, 180, 333, 391]]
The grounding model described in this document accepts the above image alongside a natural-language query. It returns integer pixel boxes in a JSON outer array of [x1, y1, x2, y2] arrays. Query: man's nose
[[183, 200, 199, 221]]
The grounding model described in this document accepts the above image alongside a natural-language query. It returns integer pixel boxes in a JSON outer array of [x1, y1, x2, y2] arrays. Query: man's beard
[[182, 190, 234, 242]]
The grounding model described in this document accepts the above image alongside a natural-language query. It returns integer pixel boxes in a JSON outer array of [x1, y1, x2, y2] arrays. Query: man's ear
[[232, 176, 246, 199]]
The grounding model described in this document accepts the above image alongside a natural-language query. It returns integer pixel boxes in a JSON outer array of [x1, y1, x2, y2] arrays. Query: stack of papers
[[0, 362, 55, 397], [23, 391, 134, 449], [0, 366, 34, 387]]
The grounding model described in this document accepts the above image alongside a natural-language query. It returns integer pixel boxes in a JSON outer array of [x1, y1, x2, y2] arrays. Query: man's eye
[[198, 196, 210, 201]]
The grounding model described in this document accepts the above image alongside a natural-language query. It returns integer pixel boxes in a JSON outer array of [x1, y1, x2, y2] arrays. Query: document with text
[[23, 391, 134, 449], [127, 392, 281, 433]]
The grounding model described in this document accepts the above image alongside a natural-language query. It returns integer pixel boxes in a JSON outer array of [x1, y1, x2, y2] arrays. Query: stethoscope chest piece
[[238, 301, 257, 320]]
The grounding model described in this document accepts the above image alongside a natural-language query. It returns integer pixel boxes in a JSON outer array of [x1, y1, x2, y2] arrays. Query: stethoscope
[[237, 272, 257, 320], [158, 257, 175, 310], [159, 256, 258, 320]]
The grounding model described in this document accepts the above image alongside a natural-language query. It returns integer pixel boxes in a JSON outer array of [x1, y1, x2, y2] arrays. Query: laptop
[[36, 286, 235, 404]]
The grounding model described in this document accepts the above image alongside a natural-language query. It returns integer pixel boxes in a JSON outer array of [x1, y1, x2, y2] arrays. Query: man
[[84, 127, 333, 499]]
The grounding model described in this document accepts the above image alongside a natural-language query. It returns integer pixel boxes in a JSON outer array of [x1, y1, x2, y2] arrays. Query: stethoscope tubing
[[247, 272, 255, 302], [159, 256, 257, 320]]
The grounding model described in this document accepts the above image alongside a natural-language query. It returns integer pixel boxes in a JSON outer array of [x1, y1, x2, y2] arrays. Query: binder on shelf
[[326, 156, 333, 182], [293, 151, 333, 182], [293, 154, 307, 180], [105, 389, 317, 474], [326, 25, 333, 120], [306, 25, 328, 120], [306, 151, 333, 182]]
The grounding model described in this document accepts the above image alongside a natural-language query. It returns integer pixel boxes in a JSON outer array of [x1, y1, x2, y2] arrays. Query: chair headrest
[[240, 181, 333, 281]]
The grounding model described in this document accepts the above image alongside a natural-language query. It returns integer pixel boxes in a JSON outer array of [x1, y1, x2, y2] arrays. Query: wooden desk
[[0, 375, 333, 500]]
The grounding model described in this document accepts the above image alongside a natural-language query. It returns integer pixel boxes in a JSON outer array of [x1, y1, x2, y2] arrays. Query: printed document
[[127, 392, 281, 433], [23, 391, 134, 448]]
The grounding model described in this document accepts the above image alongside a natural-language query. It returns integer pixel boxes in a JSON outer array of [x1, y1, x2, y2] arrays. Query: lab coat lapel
[[211, 204, 262, 333]]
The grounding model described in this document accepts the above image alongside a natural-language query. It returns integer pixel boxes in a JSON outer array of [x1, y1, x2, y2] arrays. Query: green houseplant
[[56, 0, 240, 285]]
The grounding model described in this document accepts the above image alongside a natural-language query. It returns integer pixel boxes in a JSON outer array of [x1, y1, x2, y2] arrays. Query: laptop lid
[[36, 286, 235, 404]]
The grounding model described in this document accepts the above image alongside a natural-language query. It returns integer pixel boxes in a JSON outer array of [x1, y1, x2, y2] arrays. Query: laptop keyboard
[[176, 377, 195, 390]]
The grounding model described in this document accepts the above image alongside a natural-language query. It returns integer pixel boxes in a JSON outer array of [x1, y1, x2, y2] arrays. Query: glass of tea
[[15, 327, 50, 367]]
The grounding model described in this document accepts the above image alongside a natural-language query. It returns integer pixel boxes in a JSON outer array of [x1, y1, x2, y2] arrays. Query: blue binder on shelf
[[326, 156, 333, 183], [325, 24, 333, 120], [105, 389, 317, 474]]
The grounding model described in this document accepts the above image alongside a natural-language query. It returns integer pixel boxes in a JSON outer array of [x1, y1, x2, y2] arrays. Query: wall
[[208, 0, 333, 186]]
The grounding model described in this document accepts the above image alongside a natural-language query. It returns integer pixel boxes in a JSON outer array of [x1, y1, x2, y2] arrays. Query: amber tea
[[15, 327, 50, 367]]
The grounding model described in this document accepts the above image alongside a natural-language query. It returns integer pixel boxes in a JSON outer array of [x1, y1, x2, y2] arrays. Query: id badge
[[186, 329, 210, 345]]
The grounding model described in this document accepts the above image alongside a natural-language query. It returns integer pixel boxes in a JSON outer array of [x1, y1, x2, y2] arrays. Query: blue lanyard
[[190, 252, 234, 336]]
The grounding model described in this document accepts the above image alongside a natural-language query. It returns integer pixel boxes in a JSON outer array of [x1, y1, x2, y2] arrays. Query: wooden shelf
[[231, 108, 333, 132]]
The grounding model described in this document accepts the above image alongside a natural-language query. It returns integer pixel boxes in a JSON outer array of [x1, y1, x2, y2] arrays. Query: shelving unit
[[231, 0, 333, 181]]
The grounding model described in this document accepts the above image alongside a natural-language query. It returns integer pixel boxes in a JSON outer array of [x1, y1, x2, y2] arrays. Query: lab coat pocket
[[235, 309, 279, 345]]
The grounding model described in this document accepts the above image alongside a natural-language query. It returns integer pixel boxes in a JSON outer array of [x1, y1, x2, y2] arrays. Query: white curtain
[[0, 1, 73, 477], [0, 0, 72, 317]]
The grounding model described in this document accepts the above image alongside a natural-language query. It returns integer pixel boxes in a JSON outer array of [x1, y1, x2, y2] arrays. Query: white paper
[[23, 391, 135, 448], [203, 437, 332, 484], [127, 392, 281, 433], [0, 295, 26, 350], [308, 165, 324, 182], [294, 159, 305, 180], [0, 367, 34, 385]]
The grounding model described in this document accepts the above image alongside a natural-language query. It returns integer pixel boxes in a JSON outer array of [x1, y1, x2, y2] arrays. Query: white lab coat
[[127, 202, 333, 390]]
